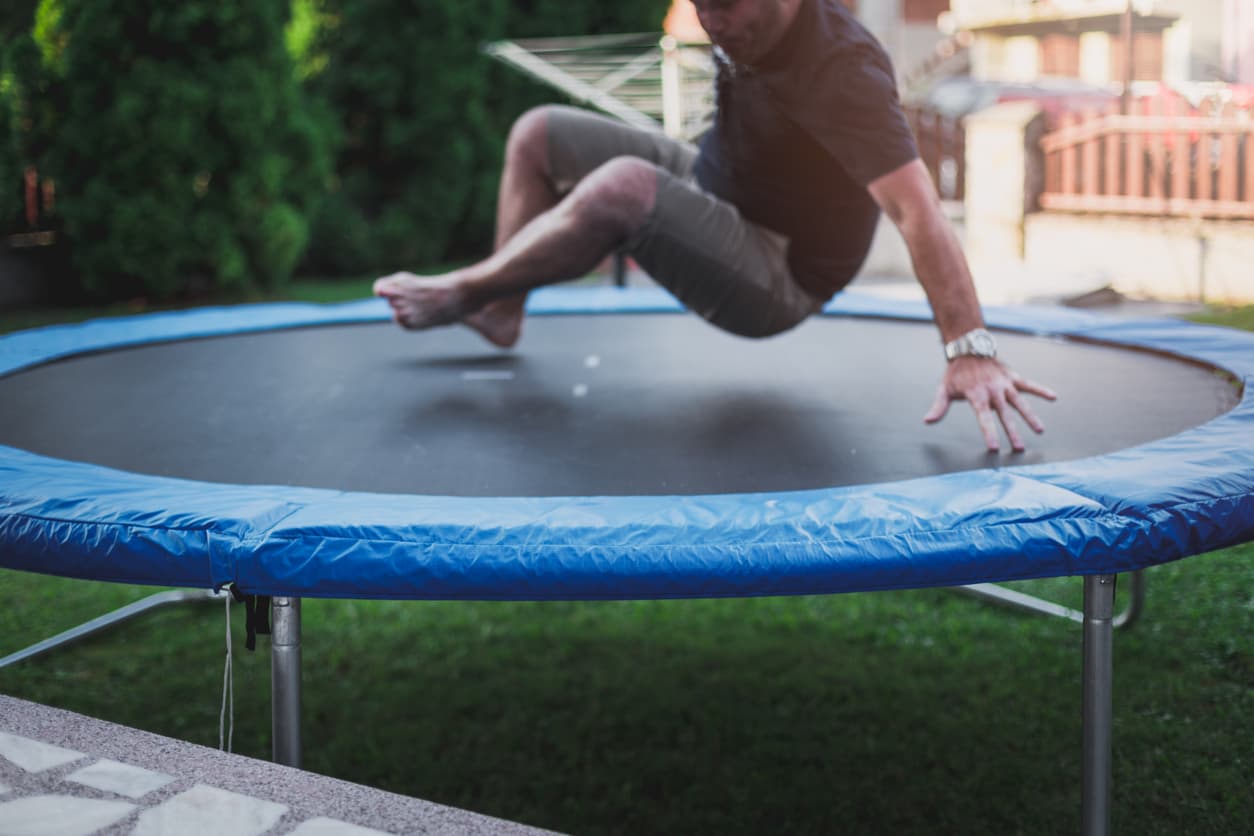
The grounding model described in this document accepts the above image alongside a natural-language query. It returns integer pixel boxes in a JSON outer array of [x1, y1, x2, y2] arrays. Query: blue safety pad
[[2, 287, 1252, 599]]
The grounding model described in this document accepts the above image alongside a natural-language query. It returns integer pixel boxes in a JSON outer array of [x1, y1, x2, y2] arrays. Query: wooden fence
[[1040, 96, 1254, 219]]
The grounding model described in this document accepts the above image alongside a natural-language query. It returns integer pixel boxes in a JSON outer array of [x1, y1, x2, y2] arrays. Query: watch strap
[[944, 328, 997, 361]]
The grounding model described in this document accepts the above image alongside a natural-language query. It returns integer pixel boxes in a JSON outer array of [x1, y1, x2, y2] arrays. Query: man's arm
[[866, 158, 1056, 452]]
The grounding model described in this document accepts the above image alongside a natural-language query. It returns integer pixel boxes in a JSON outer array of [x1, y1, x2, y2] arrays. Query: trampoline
[[2, 287, 1253, 836]]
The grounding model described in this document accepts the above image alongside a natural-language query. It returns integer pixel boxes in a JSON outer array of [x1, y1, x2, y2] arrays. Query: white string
[[219, 590, 235, 753]]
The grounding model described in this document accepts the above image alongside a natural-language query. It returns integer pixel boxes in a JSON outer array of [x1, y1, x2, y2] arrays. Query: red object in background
[[18, 167, 56, 231], [1230, 86, 1254, 108], [23, 167, 38, 229], [903, 0, 950, 24], [41, 179, 55, 218]]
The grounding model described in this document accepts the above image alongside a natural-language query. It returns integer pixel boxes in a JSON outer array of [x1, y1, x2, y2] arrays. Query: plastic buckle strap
[[226, 585, 273, 652]]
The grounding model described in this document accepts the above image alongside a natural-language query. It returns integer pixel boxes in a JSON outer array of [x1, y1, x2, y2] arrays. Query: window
[[903, 0, 950, 24], [1040, 33, 1080, 76], [1109, 31, 1163, 82]]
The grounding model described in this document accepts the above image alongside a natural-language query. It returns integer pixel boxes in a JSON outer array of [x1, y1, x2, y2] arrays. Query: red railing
[[1041, 96, 1254, 219]]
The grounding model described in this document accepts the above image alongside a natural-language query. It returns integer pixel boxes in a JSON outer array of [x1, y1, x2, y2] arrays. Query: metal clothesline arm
[[483, 40, 662, 133]]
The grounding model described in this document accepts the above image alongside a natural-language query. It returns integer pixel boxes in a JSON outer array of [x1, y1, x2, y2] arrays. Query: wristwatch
[[944, 328, 997, 361]]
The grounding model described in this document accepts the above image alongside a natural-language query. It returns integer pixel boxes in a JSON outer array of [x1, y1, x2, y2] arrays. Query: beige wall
[[954, 0, 1229, 84], [896, 22, 952, 80], [1154, 0, 1224, 80], [951, 0, 1127, 29], [1224, 0, 1254, 82], [1024, 215, 1254, 303]]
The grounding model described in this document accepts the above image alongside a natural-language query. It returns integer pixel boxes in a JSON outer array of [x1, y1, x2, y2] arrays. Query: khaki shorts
[[545, 106, 824, 338]]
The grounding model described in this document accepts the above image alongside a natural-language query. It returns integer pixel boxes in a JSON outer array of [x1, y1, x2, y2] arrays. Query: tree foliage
[[32, 0, 333, 300], [4, 0, 673, 295], [300, 0, 671, 275], [1, 6, 48, 237], [0, 62, 16, 232], [0, 0, 39, 42], [2, 32, 60, 236]]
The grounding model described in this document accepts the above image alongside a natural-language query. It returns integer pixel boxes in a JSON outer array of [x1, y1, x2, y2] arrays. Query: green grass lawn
[[1, 286, 1251, 834]]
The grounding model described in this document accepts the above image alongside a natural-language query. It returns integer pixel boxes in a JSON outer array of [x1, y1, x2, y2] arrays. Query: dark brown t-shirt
[[693, 0, 920, 300]]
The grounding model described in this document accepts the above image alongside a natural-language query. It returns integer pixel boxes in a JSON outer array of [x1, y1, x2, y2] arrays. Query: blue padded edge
[[2, 286, 1252, 599]]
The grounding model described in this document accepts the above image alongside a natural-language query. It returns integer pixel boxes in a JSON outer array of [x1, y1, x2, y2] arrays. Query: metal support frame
[[270, 597, 303, 768], [0, 588, 223, 669], [955, 569, 1144, 629], [1082, 575, 1117, 836], [2, 584, 305, 770], [5, 578, 1121, 832], [612, 252, 628, 287]]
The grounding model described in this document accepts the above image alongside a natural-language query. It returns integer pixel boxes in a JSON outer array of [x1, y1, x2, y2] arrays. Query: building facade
[[949, 0, 1250, 86]]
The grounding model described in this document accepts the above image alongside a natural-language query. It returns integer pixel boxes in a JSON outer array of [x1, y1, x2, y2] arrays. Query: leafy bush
[[0, 1, 38, 41], [300, 0, 671, 276], [33, 0, 333, 300], [1, 31, 64, 245], [0, 55, 17, 233]]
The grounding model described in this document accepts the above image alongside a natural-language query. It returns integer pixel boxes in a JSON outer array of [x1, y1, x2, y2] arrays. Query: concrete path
[[0, 695, 554, 836]]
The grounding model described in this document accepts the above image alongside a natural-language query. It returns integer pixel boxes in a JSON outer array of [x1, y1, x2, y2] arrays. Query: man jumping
[[374, 0, 1056, 452]]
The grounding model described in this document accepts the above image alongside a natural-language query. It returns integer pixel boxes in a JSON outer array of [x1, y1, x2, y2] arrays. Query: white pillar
[[963, 102, 1046, 266]]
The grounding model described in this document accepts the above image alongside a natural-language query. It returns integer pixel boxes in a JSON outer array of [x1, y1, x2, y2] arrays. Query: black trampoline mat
[[0, 314, 1239, 496]]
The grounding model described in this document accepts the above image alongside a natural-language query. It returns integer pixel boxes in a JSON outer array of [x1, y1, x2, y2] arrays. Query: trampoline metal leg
[[612, 251, 627, 287], [1082, 575, 1116, 836], [271, 597, 303, 769], [956, 570, 1144, 629], [0, 588, 223, 669]]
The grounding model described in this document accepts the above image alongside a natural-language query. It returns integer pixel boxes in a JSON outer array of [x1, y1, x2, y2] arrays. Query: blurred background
[[0, 0, 672, 308], [1, 4, 1251, 834], [2, 0, 1251, 311]]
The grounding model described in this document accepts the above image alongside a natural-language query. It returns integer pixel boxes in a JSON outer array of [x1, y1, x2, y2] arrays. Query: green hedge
[[32, 0, 333, 300], [300, 0, 672, 276], [0, 56, 17, 232], [6, 0, 671, 298], [0, 1, 38, 41], [1, 19, 43, 237], [2, 33, 59, 239]]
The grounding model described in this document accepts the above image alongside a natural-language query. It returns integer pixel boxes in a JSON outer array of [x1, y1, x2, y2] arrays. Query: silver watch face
[[946, 329, 997, 361], [969, 331, 996, 357]]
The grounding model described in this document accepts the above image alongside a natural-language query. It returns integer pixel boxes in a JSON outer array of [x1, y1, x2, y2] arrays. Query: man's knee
[[505, 106, 555, 173], [566, 156, 659, 229]]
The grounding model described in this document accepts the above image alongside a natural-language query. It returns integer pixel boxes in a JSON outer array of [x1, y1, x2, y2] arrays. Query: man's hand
[[923, 356, 1057, 452]]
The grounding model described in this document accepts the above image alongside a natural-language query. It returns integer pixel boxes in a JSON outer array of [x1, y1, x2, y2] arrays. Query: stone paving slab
[[0, 695, 556, 836]]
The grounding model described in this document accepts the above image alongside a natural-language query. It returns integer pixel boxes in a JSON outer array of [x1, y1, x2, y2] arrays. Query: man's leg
[[494, 107, 562, 251], [621, 176, 826, 339], [373, 155, 659, 338], [376, 106, 697, 346], [459, 109, 562, 346]]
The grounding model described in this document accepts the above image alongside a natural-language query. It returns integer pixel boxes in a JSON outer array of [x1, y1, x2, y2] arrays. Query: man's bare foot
[[373, 272, 469, 330], [463, 297, 525, 348]]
